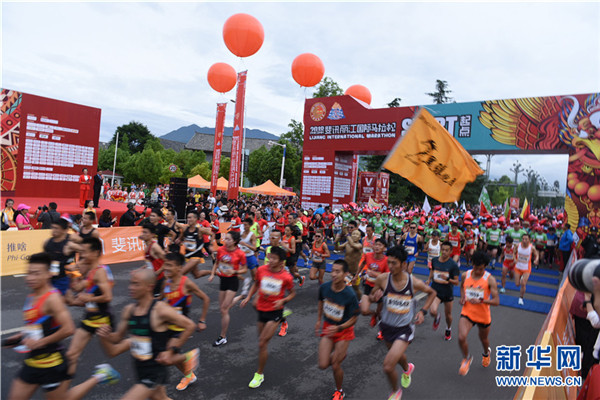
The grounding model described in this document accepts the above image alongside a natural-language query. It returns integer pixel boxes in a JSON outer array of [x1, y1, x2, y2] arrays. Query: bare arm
[[25, 293, 75, 351], [486, 276, 500, 306]]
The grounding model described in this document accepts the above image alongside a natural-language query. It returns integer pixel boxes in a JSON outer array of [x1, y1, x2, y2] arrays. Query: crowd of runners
[[3, 196, 571, 400]]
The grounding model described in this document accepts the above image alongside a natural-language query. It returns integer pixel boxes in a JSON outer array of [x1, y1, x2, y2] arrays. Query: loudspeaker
[[170, 177, 188, 221]]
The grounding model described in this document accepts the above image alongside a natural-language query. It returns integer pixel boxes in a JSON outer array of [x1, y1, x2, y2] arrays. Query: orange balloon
[[223, 13, 264, 58], [291, 53, 325, 87], [207, 63, 237, 93], [345, 84, 372, 105]]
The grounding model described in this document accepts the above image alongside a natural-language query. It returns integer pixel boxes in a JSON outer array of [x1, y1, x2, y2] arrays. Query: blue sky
[[3, 1, 599, 189]]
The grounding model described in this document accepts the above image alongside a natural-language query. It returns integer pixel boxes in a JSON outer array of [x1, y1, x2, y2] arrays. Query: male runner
[[514, 233, 539, 305], [162, 252, 209, 391], [4, 253, 120, 400], [486, 219, 502, 269], [369, 246, 437, 400], [426, 241, 460, 341], [309, 229, 331, 285], [316, 259, 359, 400], [98, 268, 197, 399], [65, 237, 115, 378], [78, 212, 100, 240], [178, 211, 212, 279], [357, 238, 388, 330], [498, 236, 516, 293], [423, 230, 441, 269], [401, 222, 422, 273], [241, 246, 296, 389], [448, 223, 464, 266], [139, 223, 166, 298], [335, 222, 364, 298], [43, 218, 77, 295], [458, 251, 500, 376], [463, 222, 477, 266]]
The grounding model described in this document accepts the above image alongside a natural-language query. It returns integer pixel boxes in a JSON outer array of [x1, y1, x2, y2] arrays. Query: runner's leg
[[382, 339, 409, 392]]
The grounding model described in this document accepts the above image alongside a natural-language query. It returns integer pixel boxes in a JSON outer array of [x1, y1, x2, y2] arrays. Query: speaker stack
[[169, 177, 188, 222]]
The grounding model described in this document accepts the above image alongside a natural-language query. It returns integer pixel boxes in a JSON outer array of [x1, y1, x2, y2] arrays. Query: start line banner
[[2, 223, 234, 276]]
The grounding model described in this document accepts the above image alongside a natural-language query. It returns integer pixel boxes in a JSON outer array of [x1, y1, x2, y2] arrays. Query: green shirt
[[372, 218, 386, 234], [486, 228, 502, 246], [505, 228, 527, 247]]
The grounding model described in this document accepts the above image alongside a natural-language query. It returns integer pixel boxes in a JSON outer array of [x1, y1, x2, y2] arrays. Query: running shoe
[[499, 287, 506, 294], [444, 329, 452, 341], [248, 372, 264, 388], [283, 308, 293, 318], [370, 314, 378, 327], [518, 298, 524, 305], [93, 363, 121, 385], [332, 389, 345, 400], [401, 363, 414, 388], [377, 331, 383, 340], [387, 388, 403, 400], [298, 275, 306, 287], [433, 313, 441, 331], [213, 336, 228, 347], [176, 373, 197, 391], [482, 347, 491, 368], [183, 348, 199, 375], [278, 321, 288, 337], [459, 356, 473, 376]]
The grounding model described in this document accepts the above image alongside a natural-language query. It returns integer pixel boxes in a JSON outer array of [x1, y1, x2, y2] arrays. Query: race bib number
[[313, 253, 323, 263], [429, 248, 440, 258], [85, 302, 99, 312], [145, 261, 154, 270], [405, 246, 415, 255], [323, 300, 344, 322], [184, 239, 196, 250], [23, 324, 43, 341], [433, 271, 449, 284], [260, 276, 283, 296], [130, 335, 152, 361], [450, 240, 459, 247], [218, 263, 234, 276], [489, 233, 499, 242], [363, 247, 373, 254], [466, 239, 474, 245], [505, 252, 514, 260], [517, 253, 529, 263], [465, 287, 484, 301], [386, 293, 412, 314], [50, 261, 60, 275]]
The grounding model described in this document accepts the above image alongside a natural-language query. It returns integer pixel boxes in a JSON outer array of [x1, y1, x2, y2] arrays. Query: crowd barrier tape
[[514, 251, 578, 400], [1, 222, 233, 276]]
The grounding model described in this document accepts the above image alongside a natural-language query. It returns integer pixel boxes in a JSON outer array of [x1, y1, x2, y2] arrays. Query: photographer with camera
[[37, 202, 60, 229], [119, 202, 144, 227], [568, 259, 600, 379]]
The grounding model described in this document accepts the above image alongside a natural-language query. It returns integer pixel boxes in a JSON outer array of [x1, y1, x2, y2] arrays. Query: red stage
[[8, 197, 148, 226]]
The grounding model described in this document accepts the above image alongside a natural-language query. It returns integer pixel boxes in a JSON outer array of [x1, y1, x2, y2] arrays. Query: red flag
[[210, 103, 227, 196], [228, 71, 247, 199]]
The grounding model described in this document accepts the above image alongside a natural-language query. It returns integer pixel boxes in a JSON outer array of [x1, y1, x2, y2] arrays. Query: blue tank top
[[404, 233, 418, 259]]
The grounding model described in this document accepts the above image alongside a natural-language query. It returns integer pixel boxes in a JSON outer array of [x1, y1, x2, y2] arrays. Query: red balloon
[[207, 63, 237, 93], [223, 13, 264, 58], [291, 53, 324, 87], [345, 84, 371, 105]]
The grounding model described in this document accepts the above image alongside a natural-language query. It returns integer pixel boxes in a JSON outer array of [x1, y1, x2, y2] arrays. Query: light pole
[[268, 141, 286, 187], [110, 130, 120, 187]]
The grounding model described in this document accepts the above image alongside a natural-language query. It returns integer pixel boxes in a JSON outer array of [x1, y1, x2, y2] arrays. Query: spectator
[[98, 209, 117, 227], [15, 203, 37, 230], [93, 170, 103, 207], [37, 202, 61, 229], [120, 202, 143, 226], [581, 227, 600, 259], [1, 198, 15, 230], [559, 223, 574, 271]]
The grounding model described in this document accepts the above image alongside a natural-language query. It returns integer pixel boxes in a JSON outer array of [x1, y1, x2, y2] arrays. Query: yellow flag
[[382, 108, 484, 202], [368, 197, 381, 209]]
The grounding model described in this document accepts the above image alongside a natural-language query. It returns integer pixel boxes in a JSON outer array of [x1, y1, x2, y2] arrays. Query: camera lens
[[568, 259, 600, 292]]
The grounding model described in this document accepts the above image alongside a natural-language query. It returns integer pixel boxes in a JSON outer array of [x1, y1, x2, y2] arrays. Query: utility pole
[[510, 161, 524, 197], [485, 154, 492, 181]]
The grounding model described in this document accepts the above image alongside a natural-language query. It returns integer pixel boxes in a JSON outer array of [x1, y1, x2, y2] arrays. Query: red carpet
[[8, 197, 148, 225]]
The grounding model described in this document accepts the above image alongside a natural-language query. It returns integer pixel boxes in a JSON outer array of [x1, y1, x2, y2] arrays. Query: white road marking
[[1, 327, 23, 336]]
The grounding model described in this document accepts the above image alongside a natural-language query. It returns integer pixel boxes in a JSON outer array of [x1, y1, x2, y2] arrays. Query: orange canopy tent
[[187, 175, 229, 191], [240, 180, 296, 196]]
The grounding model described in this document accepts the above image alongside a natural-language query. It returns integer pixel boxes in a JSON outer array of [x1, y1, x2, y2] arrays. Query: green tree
[[280, 119, 304, 149], [158, 164, 183, 184], [312, 77, 343, 98], [247, 146, 268, 184], [425, 79, 454, 104], [173, 150, 207, 177], [387, 98, 402, 107], [189, 161, 212, 180], [135, 147, 163, 185], [219, 157, 231, 179], [109, 121, 156, 154]]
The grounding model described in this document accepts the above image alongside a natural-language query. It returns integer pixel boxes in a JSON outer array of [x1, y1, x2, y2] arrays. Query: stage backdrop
[[301, 93, 600, 238], [1, 89, 101, 197]]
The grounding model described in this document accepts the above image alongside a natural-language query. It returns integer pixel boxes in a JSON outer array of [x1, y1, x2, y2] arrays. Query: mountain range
[[160, 124, 279, 143]]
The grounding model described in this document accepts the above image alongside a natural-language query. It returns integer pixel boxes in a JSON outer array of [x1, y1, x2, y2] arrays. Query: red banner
[[376, 172, 390, 205], [351, 154, 358, 202], [357, 171, 378, 204], [211, 103, 227, 196], [510, 197, 520, 209], [228, 71, 247, 200]]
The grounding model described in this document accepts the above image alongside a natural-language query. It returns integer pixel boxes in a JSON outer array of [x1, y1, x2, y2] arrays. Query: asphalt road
[[2, 259, 547, 400]]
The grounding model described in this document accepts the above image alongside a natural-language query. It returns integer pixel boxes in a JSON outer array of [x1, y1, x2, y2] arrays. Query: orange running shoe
[[176, 373, 197, 391], [332, 389, 345, 400], [278, 321, 288, 337], [459, 356, 473, 376], [482, 347, 491, 367]]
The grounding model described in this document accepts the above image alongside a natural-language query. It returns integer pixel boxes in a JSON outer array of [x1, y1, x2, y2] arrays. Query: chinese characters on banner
[[211, 103, 227, 196], [357, 171, 378, 204], [376, 172, 390, 205], [227, 71, 247, 200]]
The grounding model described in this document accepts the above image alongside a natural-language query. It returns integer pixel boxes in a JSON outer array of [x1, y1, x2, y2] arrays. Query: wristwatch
[[169, 346, 181, 354]]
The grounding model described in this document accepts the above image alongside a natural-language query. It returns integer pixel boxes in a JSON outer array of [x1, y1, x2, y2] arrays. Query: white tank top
[[515, 243, 533, 271], [241, 231, 254, 257], [427, 240, 441, 261]]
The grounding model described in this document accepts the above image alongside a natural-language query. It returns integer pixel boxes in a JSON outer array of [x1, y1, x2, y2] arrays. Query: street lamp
[[110, 130, 120, 187], [268, 141, 286, 187]]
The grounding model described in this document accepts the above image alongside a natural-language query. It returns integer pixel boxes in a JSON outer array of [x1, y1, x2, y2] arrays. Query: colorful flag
[[368, 197, 381, 209], [382, 108, 484, 202], [227, 70, 247, 200], [210, 102, 227, 196], [503, 198, 510, 220], [461, 200, 466, 211], [422, 196, 431, 214], [479, 187, 492, 215], [520, 198, 530, 220]]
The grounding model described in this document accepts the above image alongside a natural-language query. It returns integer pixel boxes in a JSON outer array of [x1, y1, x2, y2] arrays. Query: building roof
[[99, 170, 124, 178], [159, 138, 186, 152], [185, 131, 272, 153]]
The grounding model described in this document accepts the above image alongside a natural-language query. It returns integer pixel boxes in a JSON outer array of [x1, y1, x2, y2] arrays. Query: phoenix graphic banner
[[211, 102, 227, 196], [227, 71, 247, 200]]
